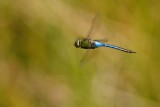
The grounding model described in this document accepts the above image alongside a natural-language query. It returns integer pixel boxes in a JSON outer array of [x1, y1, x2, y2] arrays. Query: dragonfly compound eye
[[74, 40, 80, 48]]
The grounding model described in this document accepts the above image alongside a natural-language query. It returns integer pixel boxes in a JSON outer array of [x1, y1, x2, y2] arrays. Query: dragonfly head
[[74, 39, 81, 48]]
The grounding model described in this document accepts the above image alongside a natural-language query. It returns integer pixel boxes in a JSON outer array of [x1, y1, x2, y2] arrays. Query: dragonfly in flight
[[74, 15, 136, 64]]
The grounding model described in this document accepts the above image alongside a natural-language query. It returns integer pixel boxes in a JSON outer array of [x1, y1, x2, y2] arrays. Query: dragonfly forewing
[[86, 14, 101, 40], [80, 49, 99, 65]]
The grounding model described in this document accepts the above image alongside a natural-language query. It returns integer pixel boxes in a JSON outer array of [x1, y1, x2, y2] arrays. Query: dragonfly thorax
[[74, 39, 96, 49]]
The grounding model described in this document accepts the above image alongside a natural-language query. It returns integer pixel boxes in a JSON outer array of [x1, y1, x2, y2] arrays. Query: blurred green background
[[0, 0, 160, 107]]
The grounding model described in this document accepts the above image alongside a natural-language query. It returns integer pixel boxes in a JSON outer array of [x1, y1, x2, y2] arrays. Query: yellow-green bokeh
[[0, 0, 160, 107]]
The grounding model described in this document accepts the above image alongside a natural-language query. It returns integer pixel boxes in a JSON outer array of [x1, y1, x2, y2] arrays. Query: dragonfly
[[74, 15, 136, 64]]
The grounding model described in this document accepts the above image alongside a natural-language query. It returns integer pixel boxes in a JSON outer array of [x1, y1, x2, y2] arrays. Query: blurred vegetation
[[0, 0, 160, 107]]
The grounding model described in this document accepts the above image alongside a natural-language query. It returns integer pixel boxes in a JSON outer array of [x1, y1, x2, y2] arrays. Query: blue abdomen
[[94, 41, 135, 53]]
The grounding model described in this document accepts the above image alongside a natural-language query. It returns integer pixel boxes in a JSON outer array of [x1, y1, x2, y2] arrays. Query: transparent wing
[[80, 50, 90, 65], [95, 38, 108, 43], [80, 49, 99, 65], [86, 14, 101, 39]]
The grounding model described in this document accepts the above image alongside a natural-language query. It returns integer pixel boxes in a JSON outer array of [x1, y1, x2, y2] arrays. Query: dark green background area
[[0, 0, 160, 107]]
